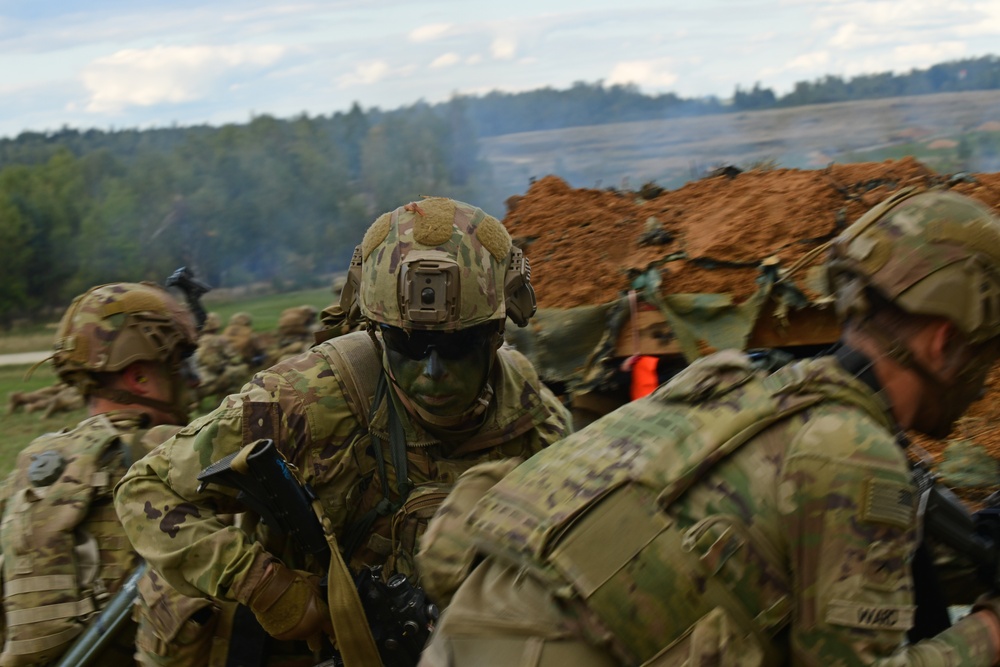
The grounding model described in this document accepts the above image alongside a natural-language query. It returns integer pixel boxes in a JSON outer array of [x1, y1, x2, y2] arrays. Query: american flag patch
[[861, 478, 913, 529]]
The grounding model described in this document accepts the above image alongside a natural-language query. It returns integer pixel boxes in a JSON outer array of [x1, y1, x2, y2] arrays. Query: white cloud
[[786, 51, 831, 71], [430, 52, 461, 69], [410, 23, 452, 43], [466, 54, 482, 65], [81, 44, 285, 113], [607, 59, 678, 88], [829, 22, 867, 49], [491, 37, 516, 60], [337, 60, 390, 87]]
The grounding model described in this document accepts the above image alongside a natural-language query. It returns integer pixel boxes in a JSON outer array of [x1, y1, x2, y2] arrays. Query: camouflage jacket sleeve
[[114, 352, 362, 600], [784, 414, 997, 666]]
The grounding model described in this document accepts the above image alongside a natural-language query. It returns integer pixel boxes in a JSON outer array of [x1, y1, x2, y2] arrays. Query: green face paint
[[384, 326, 494, 417]]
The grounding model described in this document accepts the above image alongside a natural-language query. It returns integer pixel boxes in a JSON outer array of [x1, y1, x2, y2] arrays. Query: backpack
[[0, 416, 138, 666]]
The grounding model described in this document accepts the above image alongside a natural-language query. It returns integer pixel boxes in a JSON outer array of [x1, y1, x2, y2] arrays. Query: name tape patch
[[826, 599, 915, 631]]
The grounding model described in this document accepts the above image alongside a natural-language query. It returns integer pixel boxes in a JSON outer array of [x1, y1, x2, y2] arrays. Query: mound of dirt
[[501, 158, 1000, 474], [503, 157, 1000, 308]]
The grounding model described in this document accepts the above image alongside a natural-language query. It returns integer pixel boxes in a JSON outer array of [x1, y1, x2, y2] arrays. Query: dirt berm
[[500, 157, 1000, 482]]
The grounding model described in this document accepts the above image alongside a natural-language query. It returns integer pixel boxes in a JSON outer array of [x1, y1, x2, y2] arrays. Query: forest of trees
[[2, 54, 1000, 326]]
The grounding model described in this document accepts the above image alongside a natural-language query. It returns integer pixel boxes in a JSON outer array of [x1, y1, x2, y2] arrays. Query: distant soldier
[[194, 311, 251, 405], [273, 305, 319, 362], [6, 384, 64, 414], [221, 311, 267, 369], [0, 282, 222, 667], [41, 383, 85, 418]]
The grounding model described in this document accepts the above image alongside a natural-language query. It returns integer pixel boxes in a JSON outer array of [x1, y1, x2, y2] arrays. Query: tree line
[[2, 54, 1000, 327], [0, 100, 491, 327]]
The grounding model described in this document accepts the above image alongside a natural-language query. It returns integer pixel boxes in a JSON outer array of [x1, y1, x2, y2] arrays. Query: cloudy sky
[[1, 0, 998, 140]]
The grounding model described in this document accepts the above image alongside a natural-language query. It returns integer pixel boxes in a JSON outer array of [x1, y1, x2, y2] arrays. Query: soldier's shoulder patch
[[826, 599, 915, 631], [861, 477, 913, 529]]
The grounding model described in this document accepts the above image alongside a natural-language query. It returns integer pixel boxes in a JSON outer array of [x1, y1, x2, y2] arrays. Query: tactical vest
[[313, 332, 553, 578], [0, 415, 140, 666], [467, 350, 892, 665]]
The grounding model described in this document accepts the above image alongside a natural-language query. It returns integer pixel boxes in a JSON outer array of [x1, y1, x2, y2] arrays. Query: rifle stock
[[197, 439, 438, 667], [53, 562, 148, 667], [197, 438, 329, 565], [918, 464, 1000, 591]]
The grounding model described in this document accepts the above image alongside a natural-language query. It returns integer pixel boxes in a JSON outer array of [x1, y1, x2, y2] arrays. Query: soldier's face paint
[[384, 326, 494, 416]]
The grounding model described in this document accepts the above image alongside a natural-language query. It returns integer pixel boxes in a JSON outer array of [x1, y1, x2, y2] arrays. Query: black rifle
[[166, 266, 212, 332], [917, 463, 1000, 592], [197, 439, 438, 667]]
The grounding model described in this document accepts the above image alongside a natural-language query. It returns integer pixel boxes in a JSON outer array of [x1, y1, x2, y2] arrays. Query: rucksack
[[0, 415, 138, 666]]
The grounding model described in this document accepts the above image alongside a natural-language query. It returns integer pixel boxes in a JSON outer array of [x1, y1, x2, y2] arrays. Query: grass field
[[0, 285, 339, 478]]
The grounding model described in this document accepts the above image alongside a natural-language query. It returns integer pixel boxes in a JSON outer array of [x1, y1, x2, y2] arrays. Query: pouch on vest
[[134, 569, 218, 665], [382, 483, 452, 580], [0, 424, 136, 666]]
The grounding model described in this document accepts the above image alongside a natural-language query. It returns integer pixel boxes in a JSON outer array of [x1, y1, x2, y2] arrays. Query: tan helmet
[[52, 282, 199, 389], [341, 197, 535, 332], [826, 187, 1000, 344], [203, 311, 222, 334], [228, 312, 253, 328]]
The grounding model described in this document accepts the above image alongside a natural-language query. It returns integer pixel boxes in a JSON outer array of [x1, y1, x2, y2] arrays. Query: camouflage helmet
[[52, 282, 199, 386], [827, 187, 1000, 343], [228, 312, 253, 328], [343, 197, 535, 331], [203, 311, 222, 334]]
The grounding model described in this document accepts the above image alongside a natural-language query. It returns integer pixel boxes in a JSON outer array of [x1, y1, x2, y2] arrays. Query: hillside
[[481, 89, 1000, 198]]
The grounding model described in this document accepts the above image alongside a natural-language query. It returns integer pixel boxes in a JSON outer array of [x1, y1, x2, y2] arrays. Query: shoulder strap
[[320, 331, 381, 429]]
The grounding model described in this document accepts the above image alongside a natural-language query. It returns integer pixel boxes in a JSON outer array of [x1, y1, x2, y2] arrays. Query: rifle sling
[[313, 501, 382, 665]]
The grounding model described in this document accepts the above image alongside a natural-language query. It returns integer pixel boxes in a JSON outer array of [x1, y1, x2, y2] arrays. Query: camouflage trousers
[[418, 558, 618, 667]]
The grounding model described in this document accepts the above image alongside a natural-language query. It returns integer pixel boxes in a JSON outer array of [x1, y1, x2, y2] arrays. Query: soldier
[[272, 305, 319, 362], [193, 312, 251, 406], [115, 197, 572, 664], [0, 282, 221, 667], [417, 188, 1000, 666], [222, 311, 267, 369]]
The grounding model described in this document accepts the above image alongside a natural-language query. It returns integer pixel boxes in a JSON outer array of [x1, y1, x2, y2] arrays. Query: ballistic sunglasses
[[379, 323, 496, 360]]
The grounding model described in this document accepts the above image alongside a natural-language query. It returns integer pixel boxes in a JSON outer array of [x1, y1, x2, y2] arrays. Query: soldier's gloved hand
[[236, 558, 333, 642]]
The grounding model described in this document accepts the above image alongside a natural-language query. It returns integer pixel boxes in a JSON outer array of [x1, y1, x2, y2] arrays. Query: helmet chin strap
[[90, 360, 191, 425], [90, 387, 188, 424]]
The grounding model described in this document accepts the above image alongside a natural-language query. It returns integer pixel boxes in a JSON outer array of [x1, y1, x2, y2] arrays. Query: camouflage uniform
[[115, 198, 570, 663], [222, 313, 267, 369], [273, 306, 318, 362], [0, 282, 222, 667], [419, 189, 1000, 667], [420, 352, 996, 666], [0, 283, 223, 667], [193, 332, 250, 403], [0, 413, 220, 667]]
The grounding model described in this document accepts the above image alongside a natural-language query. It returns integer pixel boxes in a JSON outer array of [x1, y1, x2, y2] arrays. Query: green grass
[[0, 286, 340, 478], [0, 363, 84, 478], [204, 286, 336, 332]]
